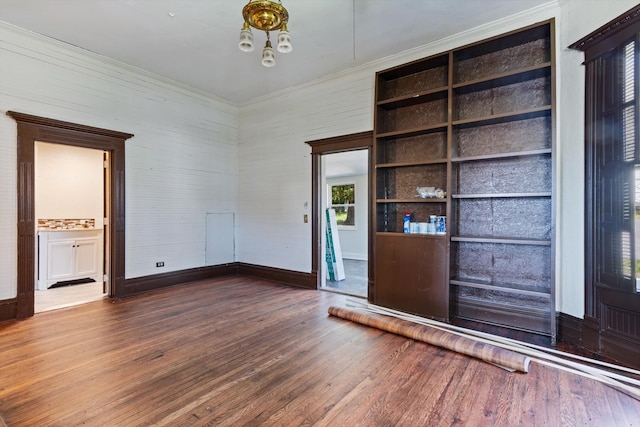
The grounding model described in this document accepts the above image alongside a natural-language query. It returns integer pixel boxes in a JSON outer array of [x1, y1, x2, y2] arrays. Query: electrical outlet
[[156, 261, 164, 267]]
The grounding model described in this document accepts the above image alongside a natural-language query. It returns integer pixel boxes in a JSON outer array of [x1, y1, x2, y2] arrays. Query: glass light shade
[[261, 41, 276, 67], [238, 23, 254, 52], [277, 26, 292, 53]]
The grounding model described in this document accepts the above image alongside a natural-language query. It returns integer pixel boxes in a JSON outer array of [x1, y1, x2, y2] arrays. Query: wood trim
[[237, 262, 316, 289], [557, 313, 640, 369], [124, 265, 238, 297], [569, 5, 640, 55], [6, 112, 133, 139], [599, 328, 640, 369], [310, 153, 321, 288], [305, 131, 373, 295], [557, 312, 582, 347], [306, 131, 373, 155], [0, 299, 17, 323], [7, 111, 132, 319]]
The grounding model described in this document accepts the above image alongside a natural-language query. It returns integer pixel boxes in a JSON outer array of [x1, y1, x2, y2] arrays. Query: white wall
[[236, 68, 375, 271], [0, 22, 239, 299], [35, 142, 104, 228], [327, 175, 368, 260]]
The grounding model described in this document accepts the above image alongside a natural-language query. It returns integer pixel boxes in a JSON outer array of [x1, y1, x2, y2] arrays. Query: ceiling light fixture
[[239, 0, 292, 67]]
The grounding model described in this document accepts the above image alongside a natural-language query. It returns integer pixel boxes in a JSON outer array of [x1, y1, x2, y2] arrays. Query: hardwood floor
[[1, 276, 638, 426]]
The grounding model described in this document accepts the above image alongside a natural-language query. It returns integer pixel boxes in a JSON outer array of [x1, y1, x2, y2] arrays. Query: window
[[571, 3, 640, 368], [577, 19, 640, 297], [329, 183, 355, 227], [592, 38, 639, 293]]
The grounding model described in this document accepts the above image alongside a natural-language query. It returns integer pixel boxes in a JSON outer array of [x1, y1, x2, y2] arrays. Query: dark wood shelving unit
[[373, 20, 556, 341]]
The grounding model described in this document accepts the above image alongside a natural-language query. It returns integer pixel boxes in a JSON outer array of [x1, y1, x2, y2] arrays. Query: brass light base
[[242, 0, 289, 32]]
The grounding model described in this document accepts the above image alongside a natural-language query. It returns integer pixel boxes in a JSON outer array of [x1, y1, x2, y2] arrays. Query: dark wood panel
[[375, 234, 448, 320], [557, 312, 583, 346], [1, 276, 638, 425]]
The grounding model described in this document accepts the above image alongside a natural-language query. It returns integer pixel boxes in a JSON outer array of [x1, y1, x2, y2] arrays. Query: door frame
[[9, 111, 132, 318], [306, 131, 373, 299]]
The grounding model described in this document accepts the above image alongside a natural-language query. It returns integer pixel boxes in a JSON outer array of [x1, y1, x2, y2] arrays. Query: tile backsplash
[[38, 218, 95, 230]]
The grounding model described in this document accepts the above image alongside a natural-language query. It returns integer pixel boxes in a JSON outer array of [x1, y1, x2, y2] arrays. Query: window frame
[[570, 6, 640, 311], [328, 182, 357, 230]]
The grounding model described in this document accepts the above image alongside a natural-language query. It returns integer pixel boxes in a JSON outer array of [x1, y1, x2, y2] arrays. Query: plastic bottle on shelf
[[403, 211, 411, 233]]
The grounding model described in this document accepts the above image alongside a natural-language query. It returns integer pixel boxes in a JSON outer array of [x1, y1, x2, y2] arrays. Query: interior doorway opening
[[33, 142, 109, 313], [306, 130, 373, 301], [320, 150, 368, 298], [10, 111, 131, 320]]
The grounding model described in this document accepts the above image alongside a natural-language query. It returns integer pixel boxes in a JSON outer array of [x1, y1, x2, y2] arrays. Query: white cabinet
[[38, 230, 102, 290]]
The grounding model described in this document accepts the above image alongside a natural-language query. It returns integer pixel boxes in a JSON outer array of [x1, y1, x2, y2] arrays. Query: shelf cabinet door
[[47, 240, 76, 282], [375, 234, 448, 320], [75, 238, 99, 277]]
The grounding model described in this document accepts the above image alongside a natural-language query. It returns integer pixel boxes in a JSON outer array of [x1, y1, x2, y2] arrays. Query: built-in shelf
[[452, 106, 551, 128], [451, 236, 551, 245], [453, 63, 551, 92], [377, 198, 447, 204], [377, 86, 449, 109], [450, 278, 551, 298], [452, 192, 551, 199], [376, 123, 448, 140], [452, 148, 551, 163], [377, 158, 447, 168], [377, 231, 446, 239], [374, 20, 555, 340]]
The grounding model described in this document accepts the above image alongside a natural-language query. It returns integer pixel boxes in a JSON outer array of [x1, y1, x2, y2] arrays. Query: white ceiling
[[324, 150, 368, 179], [0, 0, 552, 104]]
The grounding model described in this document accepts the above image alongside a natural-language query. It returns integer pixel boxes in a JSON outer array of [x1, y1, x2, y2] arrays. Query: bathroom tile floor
[[35, 282, 107, 313], [323, 258, 367, 298]]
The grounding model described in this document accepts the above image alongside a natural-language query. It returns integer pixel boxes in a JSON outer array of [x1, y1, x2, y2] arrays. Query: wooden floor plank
[[1, 276, 639, 426]]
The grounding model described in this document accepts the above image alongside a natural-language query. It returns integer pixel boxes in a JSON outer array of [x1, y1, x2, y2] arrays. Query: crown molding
[[569, 4, 640, 51]]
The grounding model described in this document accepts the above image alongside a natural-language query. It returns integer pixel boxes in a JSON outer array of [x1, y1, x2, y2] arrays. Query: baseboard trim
[[237, 262, 317, 289], [0, 263, 317, 322], [0, 298, 17, 323], [124, 264, 238, 297], [124, 263, 316, 297], [557, 312, 583, 347]]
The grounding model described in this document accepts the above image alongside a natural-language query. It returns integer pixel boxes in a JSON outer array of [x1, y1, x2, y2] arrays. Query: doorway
[[321, 151, 369, 297], [33, 142, 108, 312], [306, 131, 373, 300], [10, 111, 132, 319]]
